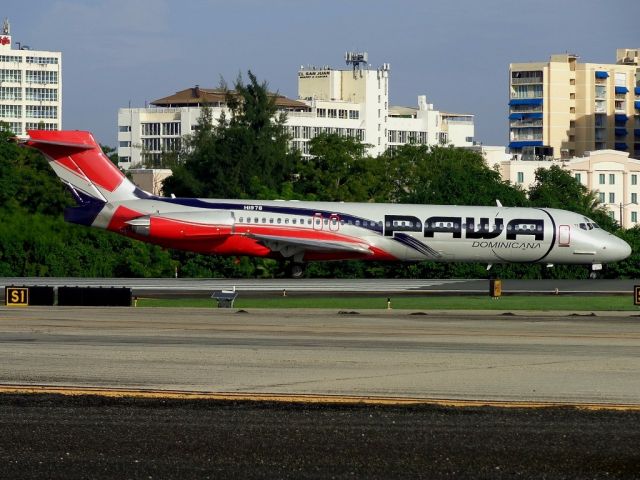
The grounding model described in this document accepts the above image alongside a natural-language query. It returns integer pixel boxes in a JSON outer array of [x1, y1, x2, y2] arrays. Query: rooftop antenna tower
[[2, 18, 9, 35], [345, 51, 368, 78]]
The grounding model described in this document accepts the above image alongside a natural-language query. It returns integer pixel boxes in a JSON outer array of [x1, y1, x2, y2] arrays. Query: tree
[[528, 165, 616, 231], [294, 134, 374, 202], [392, 145, 529, 207], [162, 72, 299, 200], [0, 129, 73, 215]]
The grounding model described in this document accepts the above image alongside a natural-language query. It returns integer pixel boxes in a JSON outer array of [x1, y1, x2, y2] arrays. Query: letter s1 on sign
[[6, 287, 29, 306], [634, 286, 640, 306]]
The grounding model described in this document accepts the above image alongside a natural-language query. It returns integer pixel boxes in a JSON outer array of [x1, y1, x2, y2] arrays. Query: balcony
[[509, 98, 543, 106], [508, 140, 543, 148], [511, 77, 543, 85], [510, 120, 543, 128]]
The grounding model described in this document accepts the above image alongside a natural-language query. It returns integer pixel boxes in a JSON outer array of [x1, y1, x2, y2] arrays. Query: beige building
[[128, 169, 173, 196], [509, 48, 640, 160], [499, 150, 640, 227]]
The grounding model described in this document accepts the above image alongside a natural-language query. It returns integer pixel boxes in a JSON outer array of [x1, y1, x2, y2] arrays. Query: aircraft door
[[313, 212, 323, 231], [558, 225, 571, 247], [329, 214, 340, 232]]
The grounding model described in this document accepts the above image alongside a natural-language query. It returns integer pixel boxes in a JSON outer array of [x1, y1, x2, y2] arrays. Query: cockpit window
[[581, 217, 600, 230]]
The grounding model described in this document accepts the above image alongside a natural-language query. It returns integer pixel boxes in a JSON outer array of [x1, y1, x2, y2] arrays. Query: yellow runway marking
[[0, 385, 638, 411]]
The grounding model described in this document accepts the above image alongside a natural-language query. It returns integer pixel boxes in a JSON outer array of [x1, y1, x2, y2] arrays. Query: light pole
[[619, 201, 637, 228]]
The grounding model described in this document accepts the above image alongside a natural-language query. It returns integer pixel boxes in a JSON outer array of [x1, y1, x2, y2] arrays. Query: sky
[[6, 0, 639, 147]]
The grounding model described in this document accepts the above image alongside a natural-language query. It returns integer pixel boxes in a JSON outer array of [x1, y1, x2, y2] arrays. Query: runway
[[1, 277, 638, 296], [1, 307, 639, 405]]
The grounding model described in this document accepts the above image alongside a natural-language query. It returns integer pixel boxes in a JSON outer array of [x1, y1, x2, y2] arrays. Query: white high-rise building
[[0, 19, 62, 137], [117, 53, 474, 168]]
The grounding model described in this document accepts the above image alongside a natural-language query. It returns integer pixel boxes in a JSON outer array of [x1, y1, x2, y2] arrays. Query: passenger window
[[285, 218, 290, 224], [262, 218, 266, 223], [355, 220, 361, 226], [277, 218, 282, 224], [269, 218, 274, 223], [239, 217, 244, 223], [254, 217, 259, 223], [292, 219, 297, 225]]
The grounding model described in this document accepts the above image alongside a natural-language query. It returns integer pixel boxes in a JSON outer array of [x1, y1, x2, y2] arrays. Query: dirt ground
[[1, 394, 639, 479]]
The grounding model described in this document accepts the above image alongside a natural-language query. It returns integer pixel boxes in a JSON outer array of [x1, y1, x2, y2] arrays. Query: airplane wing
[[245, 232, 373, 258]]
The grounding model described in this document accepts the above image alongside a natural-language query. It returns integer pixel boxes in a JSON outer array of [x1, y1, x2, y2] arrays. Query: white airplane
[[23, 130, 631, 277]]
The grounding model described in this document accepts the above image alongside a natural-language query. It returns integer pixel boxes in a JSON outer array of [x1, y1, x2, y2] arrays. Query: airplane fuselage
[[89, 197, 629, 267]]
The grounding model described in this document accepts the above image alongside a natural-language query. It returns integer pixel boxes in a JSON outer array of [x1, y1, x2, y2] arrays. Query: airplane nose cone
[[605, 236, 632, 262]]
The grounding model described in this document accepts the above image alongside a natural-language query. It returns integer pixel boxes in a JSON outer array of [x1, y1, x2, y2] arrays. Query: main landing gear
[[285, 261, 306, 279]]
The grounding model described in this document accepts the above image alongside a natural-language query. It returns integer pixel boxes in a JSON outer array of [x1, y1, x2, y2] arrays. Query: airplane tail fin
[[24, 130, 149, 204]]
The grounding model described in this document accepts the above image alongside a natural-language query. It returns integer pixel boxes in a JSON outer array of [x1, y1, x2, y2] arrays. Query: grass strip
[[137, 295, 639, 311]]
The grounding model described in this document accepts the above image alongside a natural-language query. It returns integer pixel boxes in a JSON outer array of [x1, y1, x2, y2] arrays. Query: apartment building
[[0, 19, 62, 136], [509, 49, 639, 160]]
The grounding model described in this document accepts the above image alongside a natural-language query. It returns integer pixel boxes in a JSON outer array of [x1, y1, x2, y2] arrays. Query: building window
[[609, 174, 615, 184], [348, 110, 359, 120], [517, 172, 524, 183], [0, 87, 22, 100], [142, 138, 161, 151], [632, 212, 638, 223], [119, 141, 131, 148], [632, 193, 638, 204], [609, 192, 615, 204], [141, 123, 160, 136], [317, 108, 326, 118], [599, 174, 605, 184], [0, 104, 21, 118], [25, 105, 58, 118], [24, 88, 58, 102], [26, 56, 58, 65], [162, 122, 181, 136], [0, 55, 22, 63], [598, 192, 605, 203], [338, 109, 347, 119], [0, 69, 21, 82], [328, 109, 336, 118], [25, 70, 58, 84], [119, 125, 131, 132], [632, 174, 637, 185], [25, 122, 57, 131], [574, 173, 581, 183]]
